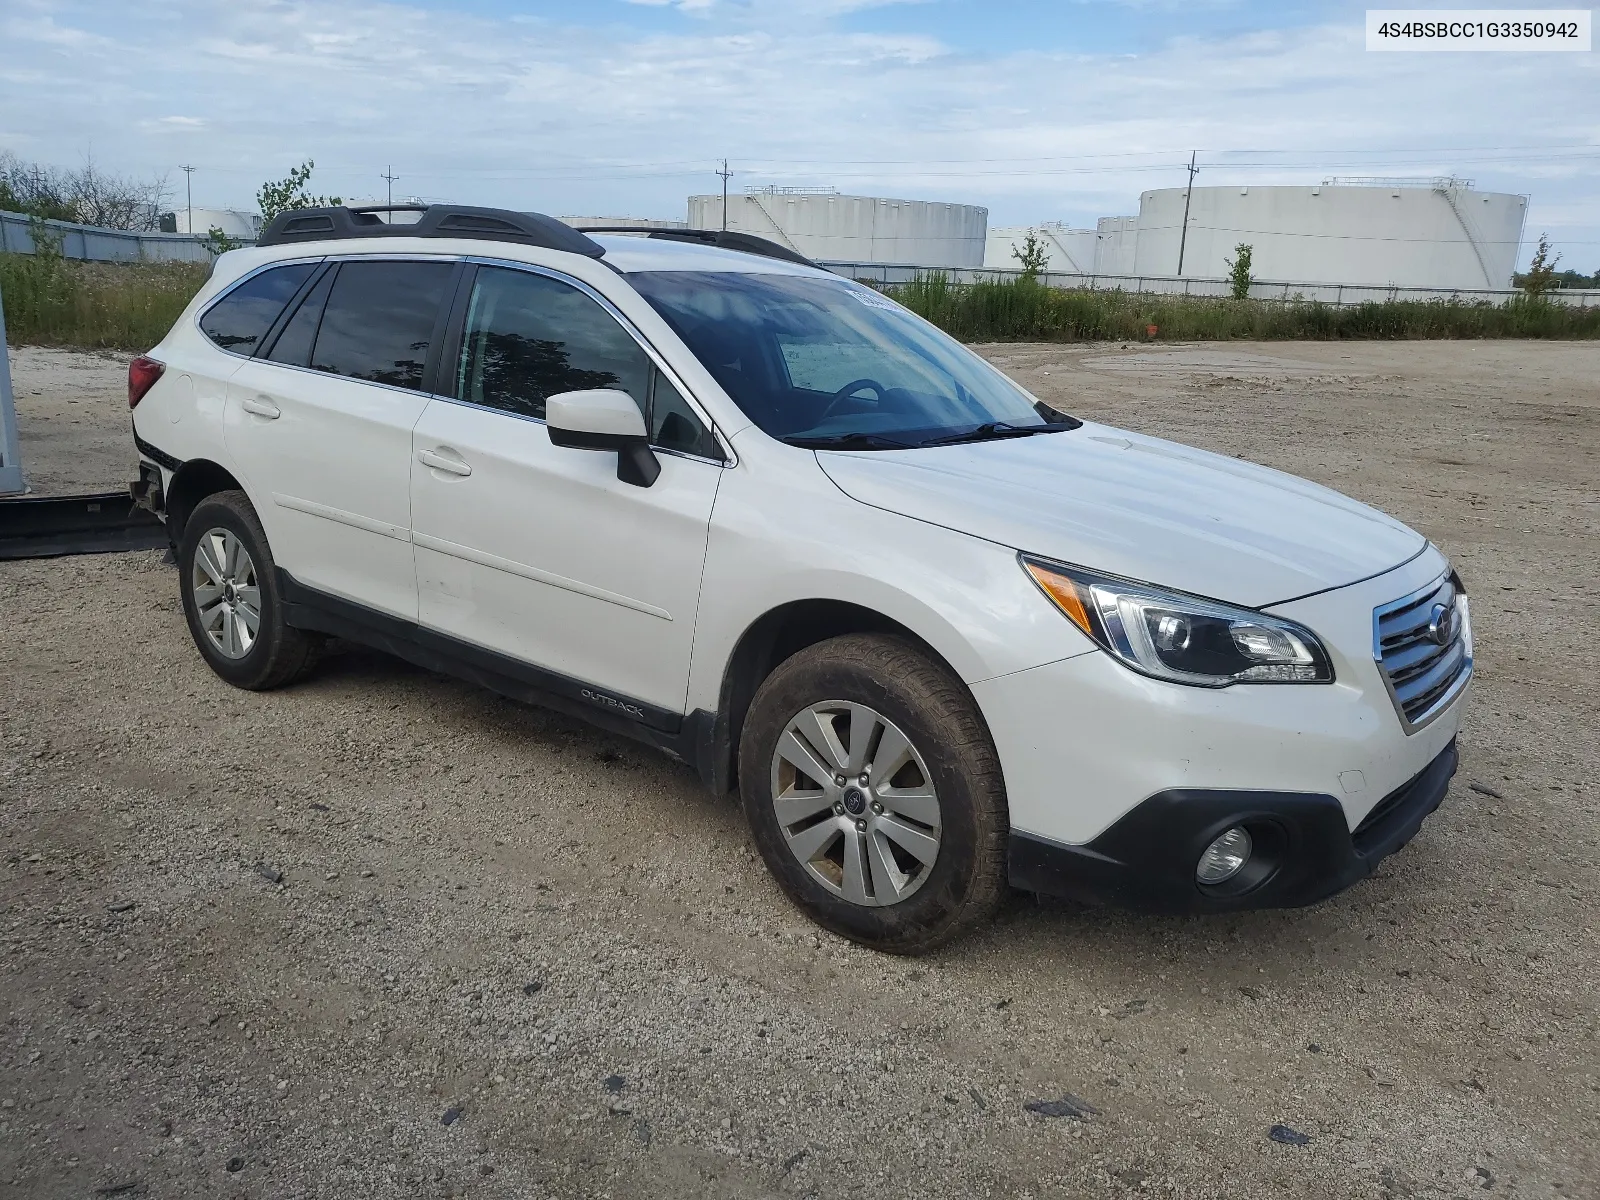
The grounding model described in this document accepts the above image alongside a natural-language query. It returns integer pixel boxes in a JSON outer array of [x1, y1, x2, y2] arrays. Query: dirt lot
[[4, 347, 136, 497], [1, 340, 1597, 1199]]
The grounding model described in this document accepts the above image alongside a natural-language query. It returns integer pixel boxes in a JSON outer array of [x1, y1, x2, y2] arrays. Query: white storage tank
[[687, 188, 987, 267], [158, 207, 263, 238], [1131, 179, 1527, 289], [1093, 216, 1139, 275], [560, 216, 688, 231], [984, 223, 1097, 272]]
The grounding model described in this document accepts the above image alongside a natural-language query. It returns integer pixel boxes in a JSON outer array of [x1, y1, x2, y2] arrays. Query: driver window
[[457, 266, 720, 457], [456, 267, 650, 420]]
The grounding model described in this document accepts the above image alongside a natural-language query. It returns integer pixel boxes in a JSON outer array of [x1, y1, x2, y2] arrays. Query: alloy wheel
[[191, 527, 261, 660], [769, 701, 942, 907]]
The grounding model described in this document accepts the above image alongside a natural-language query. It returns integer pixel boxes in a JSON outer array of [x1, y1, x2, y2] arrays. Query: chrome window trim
[[459, 255, 735, 468], [1371, 570, 1473, 733], [232, 356, 444, 403]]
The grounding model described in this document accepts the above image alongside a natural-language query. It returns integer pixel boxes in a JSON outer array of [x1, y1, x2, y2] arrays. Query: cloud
[[141, 115, 207, 132], [0, 0, 1593, 262]]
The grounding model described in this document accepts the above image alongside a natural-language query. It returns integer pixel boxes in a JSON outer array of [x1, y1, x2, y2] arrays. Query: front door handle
[[241, 396, 281, 419], [417, 447, 472, 477]]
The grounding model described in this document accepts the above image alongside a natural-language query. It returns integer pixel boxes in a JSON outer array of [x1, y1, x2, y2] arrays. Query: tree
[[256, 160, 342, 224], [1011, 231, 1050, 278], [0, 150, 166, 230], [201, 226, 244, 256], [1520, 234, 1562, 297], [1225, 243, 1253, 300]]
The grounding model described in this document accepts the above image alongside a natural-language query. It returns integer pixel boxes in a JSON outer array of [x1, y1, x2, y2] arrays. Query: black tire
[[739, 633, 1009, 954], [178, 490, 320, 690]]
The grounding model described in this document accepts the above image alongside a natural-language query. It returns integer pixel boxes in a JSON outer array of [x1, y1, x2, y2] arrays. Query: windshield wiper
[[786, 432, 916, 451], [919, 421, 1051, 447]]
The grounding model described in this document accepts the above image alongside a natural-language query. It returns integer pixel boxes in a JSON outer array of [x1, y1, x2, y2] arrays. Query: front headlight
[[1022, 555, 1334, 687]]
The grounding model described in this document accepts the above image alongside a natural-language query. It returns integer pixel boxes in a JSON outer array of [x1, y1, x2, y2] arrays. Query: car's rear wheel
[[739, 633, 1008, 954], [179, 490, 319, 690]]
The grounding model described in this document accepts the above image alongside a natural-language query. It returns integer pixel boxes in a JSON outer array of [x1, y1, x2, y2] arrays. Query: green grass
[[4, 255, 1597, 353], [0, 251, 210, 352], [886, 272, 1600, 342]]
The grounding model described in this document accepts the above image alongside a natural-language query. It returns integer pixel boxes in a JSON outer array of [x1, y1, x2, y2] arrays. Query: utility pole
[[1176, 151, 1198, 277], [180, 164, 196, 235], [381, 165, 399, 212], [716, 159, 732, 231]]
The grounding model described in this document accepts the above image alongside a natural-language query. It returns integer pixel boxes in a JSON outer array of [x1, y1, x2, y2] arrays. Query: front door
[[224, 257, 457, 620], [409, 263, 724, 715]]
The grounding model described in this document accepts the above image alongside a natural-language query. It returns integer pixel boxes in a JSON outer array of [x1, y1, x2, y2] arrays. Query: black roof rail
[[257, 204, 605, 258], [579, 226, 817, 268]]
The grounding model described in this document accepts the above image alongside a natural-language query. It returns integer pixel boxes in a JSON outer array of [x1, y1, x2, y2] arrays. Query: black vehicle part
[[578, 226, 818, 269], [0, 491, 168, 560], [1009, 739, 1458, 913], [545, 423, 661, 488], [257, 205, 605, 258]]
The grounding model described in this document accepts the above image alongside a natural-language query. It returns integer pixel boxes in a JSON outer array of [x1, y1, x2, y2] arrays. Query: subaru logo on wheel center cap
[[842, 787, 866, 815]]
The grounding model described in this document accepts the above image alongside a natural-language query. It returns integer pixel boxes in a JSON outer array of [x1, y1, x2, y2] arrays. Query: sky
[[0, 0, 1594, 269]]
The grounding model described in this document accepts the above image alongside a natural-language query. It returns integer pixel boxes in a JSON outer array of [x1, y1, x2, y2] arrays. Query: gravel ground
[[1, 340, 1597, 1199], [4, 347, 135, 497]]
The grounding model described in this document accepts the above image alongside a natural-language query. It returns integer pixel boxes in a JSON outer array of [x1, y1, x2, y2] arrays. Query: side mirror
[[545, 389, 660, 488]]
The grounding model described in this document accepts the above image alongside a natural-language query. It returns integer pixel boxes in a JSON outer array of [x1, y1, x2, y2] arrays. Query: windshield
[[628, 271, 1078, 449]]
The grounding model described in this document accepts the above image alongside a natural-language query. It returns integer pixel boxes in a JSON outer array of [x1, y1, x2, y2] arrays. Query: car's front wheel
[[178, 490, 319, 690], [739, 633, 1009, 954]]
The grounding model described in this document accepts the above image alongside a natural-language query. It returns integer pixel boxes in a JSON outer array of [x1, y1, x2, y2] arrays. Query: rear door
[[224, 257, 459, 620], [409, 262, 725, 715]]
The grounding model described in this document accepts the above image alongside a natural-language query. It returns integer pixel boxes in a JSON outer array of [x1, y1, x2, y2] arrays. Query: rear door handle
[[241, 396, 281, 419], [417, 448, 472, 477]]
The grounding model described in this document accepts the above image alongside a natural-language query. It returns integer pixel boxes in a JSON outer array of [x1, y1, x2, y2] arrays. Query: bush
[[4, 258, 1597, 354], [0, 246, 210, 351], [886, 272, 1600, 342]]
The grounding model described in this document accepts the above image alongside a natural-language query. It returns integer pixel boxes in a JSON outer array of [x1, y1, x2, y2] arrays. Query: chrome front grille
[[1373, 572, 1472, 731]]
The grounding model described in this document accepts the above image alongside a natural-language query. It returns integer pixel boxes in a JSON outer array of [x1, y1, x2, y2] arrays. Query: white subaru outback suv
[[126, 204, 1471, 953]]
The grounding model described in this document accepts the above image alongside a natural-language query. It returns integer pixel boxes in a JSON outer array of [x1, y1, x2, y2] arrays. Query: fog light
[[1196, 826, 1252, 884]]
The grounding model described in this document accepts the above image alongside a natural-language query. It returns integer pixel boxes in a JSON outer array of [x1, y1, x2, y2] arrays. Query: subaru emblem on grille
[[1426, 602, 1453, 646]]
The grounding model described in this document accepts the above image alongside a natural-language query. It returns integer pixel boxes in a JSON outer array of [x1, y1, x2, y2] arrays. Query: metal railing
[[820, 261, 1600, 308], [0, 210, 223, 264]]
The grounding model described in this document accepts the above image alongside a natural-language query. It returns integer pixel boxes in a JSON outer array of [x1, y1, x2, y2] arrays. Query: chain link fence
[[823, 261, 1600, 308]]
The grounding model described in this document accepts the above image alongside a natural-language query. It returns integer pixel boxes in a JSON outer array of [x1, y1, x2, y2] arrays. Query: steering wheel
[[817, 378, 886, 424]]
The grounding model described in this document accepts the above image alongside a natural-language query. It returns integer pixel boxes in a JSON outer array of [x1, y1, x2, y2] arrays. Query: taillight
[[128, 355, 165, 409]]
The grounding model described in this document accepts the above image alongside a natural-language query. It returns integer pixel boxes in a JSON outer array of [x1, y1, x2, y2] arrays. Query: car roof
[[209, 229, 840, 292], [590, 234, 833, 278]]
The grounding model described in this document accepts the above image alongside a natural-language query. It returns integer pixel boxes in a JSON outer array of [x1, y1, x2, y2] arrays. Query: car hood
[[815, 421, 1426, 607]]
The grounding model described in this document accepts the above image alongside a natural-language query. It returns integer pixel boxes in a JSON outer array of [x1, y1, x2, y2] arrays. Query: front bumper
[[1009, 739, 1457, 911]]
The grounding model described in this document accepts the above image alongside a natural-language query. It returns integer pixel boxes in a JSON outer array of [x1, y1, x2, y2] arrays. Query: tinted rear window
[[310, 261, 454, 390], [198, 263, 316, 354]]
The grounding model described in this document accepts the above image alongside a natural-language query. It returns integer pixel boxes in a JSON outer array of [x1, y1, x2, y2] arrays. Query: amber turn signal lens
[[1023, 560, 1094, 636]]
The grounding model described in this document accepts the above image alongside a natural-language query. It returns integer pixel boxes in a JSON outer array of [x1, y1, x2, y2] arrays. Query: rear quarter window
[[198, 263, 317, 354]]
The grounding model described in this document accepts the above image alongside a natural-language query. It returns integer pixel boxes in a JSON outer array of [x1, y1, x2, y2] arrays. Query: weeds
[[3, 257, 1597, 353], [0, 244, 209, 351], [887, 272, 1600, 342]]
